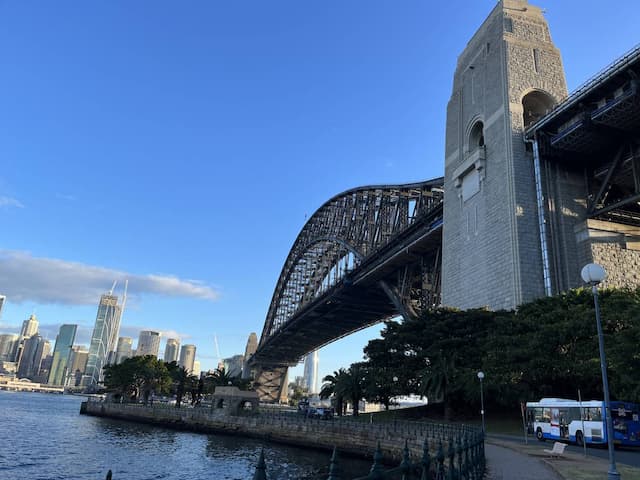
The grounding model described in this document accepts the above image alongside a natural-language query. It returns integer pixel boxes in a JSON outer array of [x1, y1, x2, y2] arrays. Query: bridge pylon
[[253, 365, 289, 404], [442, 0, 568, 310]]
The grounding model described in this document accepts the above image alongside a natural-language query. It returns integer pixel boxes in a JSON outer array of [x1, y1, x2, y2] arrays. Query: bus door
[[550, 408, 561, 438]]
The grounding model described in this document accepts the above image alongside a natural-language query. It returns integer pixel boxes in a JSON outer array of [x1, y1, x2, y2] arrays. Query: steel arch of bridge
[[256, 178, 444, 365]]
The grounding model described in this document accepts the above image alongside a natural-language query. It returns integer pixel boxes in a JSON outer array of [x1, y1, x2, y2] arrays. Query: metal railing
[[90, 402, 485, 479], [101, 434, 484, 480], [257, 434, 485, 480]]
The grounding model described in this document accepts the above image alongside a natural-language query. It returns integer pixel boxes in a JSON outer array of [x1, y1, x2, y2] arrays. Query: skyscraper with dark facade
[[17, 334, 49, 379], [48, 324, 77, 385]]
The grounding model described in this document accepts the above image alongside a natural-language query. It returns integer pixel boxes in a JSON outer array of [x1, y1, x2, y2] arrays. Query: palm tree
[[342, 364, 366, 416], [167, 363, 195, 408], [418, 352, 456, 420], [320, 368, 348, 416], [321, 365, 366, 416], [205, 367, 235, 389]]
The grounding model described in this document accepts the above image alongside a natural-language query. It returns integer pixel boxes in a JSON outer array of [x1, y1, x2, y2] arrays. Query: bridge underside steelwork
[[251, 180, 443, 401], [530, 45, 640, 226], [254, 210, 442, 366]]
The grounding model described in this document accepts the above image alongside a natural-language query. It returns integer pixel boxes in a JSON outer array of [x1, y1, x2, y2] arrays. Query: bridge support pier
[[253, 365, 289, 404]]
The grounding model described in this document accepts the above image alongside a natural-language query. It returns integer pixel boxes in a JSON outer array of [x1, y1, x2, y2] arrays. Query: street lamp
[[581, 263, 620, 480], [477, 371, 485, 433]]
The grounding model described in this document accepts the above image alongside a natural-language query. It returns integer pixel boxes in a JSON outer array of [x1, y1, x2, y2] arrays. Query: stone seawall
[[81, 401, 476, 463]]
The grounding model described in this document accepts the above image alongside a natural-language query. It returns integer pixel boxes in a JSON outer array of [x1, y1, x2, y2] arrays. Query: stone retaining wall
[[81, 401, 476, 463]]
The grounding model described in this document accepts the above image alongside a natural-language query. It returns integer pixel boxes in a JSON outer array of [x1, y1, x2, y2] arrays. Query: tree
[[136, 356, 172, 405], [288, 382, 307, 406], [203, 367, 251, 394], [103, 356, 172, 404], [320, 365, 366, 416], [166, 362, 196, 408], [320, 369, 348, 416]]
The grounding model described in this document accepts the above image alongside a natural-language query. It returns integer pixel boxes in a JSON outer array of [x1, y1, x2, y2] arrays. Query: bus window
[[584, 407, 602, 421]]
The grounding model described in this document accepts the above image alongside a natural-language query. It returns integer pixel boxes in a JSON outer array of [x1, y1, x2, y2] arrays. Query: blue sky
[[0, 1, 638, 383]]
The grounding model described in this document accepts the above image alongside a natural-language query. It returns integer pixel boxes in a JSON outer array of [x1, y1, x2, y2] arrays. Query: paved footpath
[[484, 443, 562, 480]]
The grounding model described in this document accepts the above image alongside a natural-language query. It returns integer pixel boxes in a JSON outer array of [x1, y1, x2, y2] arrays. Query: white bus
[[526, 397, 640, 447]]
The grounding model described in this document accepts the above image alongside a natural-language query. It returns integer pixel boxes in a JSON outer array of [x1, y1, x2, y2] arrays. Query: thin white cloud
[[0, 196, 24, 208], [0, 250, 220, 305]]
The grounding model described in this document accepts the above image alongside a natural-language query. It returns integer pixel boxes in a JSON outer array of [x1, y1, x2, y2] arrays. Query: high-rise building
[[223, 354, 244, 377], [17, 334, 49, 379], [178, 344, 196, 373], [14, 313, 40, 368], [67, 346, 89, 386], [47, 324, 77, 385], [303, 350, 319, 394], [0, 334, 18, 362], [36, 352, 53, 383], [192, 360, 201, 378], [115, 337, 133, 364], [242, 332, 257, 379], [164, 338, 180, 363], [20, 314, 39, 338], [82, 286, 126, 389], [0, 295, 5, 319], [136, 330, 161, 357]]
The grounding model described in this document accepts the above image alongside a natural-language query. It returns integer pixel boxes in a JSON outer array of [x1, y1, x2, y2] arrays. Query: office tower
[[164, 338, 180, 363], [0, 334, 18, 361], [67, 346, 89, 386], [17, 334, 48, 379], [223, 354, 244, 377], [0, 295, 5, 319], [115, 337, 133, 364], [192, 360, 201, 378], [242, 332, 257, 379], [14, 313, 40, 367], [36, 352, 53, 383], [82, 283, 127, 388], [47, 324, 77, 385], [303, 350, 319, 394], [136, 330, 161, 357], [20, 314, 39, 338], [178, 344, 196, 373]]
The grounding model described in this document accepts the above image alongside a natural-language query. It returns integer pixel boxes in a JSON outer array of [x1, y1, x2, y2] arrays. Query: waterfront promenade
[[485, 436, 640, 480], [82, 400, 485, 477], [82, 401, 640, 479]]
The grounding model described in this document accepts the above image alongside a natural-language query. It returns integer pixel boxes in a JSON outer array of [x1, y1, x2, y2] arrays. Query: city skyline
[[1, 0, 638, 382]]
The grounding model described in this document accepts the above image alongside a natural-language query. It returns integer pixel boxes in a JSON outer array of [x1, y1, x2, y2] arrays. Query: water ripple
[[0, 391, 370, 479]]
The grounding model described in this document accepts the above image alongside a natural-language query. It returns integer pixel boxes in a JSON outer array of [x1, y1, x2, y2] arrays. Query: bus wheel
[[536, 428, 544, 441], [576, 431, 584, 447]]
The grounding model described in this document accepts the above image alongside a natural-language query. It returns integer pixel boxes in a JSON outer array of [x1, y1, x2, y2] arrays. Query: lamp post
[[581, 263, 620, 480], [477, 371, 485, 433]]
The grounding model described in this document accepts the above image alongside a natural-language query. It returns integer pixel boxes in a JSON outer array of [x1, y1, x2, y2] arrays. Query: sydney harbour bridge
[[250, 2, 640, 402]]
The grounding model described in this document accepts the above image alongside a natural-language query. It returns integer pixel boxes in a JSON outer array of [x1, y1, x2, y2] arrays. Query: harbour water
[[0, 391, 370, 480]]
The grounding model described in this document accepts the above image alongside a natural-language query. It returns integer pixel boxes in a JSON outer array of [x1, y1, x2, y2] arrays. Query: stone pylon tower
[[442, 0, 568, 310]]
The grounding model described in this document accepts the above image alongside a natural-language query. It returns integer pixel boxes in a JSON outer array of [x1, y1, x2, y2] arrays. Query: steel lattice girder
[[253, 178, 444, 365]]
